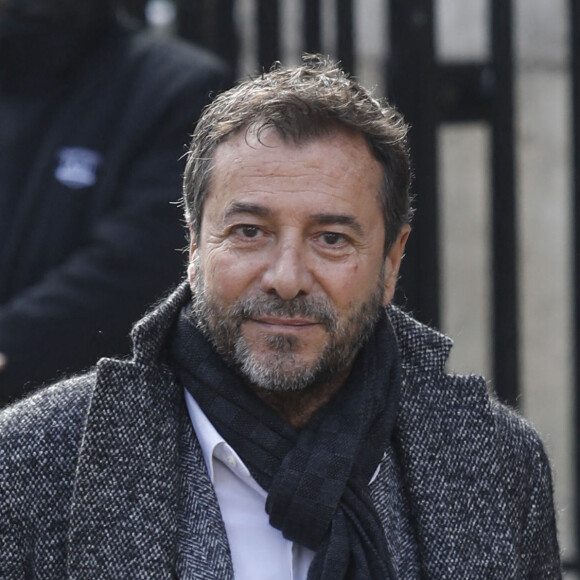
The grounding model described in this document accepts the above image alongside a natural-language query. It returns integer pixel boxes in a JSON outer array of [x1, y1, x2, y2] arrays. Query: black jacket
[[0, 24, 231, 405]]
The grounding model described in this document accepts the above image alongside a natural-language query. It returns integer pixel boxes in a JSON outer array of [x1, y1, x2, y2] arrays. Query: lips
[[251, 316, 319, 328]]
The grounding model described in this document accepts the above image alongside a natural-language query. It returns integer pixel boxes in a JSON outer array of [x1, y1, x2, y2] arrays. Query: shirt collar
[[184, 389, 255, 485]]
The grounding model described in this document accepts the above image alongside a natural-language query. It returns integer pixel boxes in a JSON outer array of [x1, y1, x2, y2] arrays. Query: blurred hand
[[0, 352, 7, 372]]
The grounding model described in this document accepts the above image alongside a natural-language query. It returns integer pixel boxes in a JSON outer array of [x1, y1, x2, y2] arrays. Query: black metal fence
[[120, 0, 577, 569]]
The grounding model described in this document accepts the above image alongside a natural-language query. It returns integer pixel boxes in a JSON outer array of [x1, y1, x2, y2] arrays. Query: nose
[[260, 239, 314, 300]]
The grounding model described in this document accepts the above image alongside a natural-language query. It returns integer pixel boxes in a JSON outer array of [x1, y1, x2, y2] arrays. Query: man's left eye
[[320, 232, 346, 246]]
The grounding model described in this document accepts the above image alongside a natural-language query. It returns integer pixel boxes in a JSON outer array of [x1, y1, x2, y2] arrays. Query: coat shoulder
[[0, 372, 95, 442], [490, 399, 560, 575], [388, 306, 560, 575], [0, 371, 96, 495], [488, 396, 554, 487], [0, 374, 96, 577]]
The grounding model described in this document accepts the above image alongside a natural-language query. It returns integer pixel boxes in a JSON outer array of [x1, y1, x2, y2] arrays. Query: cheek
[[317, 262, 362, 304], [317, 260, 382, 309], [202, 250, 265, 301]]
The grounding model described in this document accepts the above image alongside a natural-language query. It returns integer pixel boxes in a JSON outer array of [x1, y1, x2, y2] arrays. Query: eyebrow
[[312, 213, 364, 236], [223, 202, 272, 220], [223, 203, 364, 236]]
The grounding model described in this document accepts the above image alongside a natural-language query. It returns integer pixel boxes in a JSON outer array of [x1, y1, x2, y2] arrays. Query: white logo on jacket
[[54, 147, 102, 189]]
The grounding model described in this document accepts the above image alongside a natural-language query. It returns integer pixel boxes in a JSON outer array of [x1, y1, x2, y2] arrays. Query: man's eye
[[234, 225, 262, 238], [320, 232, 346, 246]]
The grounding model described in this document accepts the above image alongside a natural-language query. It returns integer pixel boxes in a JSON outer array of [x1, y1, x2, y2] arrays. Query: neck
[[251, 369, 350, 428]]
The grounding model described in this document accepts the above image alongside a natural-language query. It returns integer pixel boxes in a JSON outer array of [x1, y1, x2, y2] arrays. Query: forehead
[[206, 128, 384, 215]]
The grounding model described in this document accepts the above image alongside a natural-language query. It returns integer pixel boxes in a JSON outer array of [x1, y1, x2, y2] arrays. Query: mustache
[[231, 294, 338, 331]]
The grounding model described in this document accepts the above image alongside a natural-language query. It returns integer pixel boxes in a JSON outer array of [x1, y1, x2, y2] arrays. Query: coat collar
[[129, 280, 191, 365]]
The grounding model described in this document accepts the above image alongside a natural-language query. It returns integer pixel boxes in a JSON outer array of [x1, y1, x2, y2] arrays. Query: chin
[[239, 353, 319, 392]]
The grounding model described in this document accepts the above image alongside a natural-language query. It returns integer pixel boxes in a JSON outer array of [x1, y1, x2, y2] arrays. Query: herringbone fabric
[[390, 310, 561, 578], [176, 404, 234, 580]]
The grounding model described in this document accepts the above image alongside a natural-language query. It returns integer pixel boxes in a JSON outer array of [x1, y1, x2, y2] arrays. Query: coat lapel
[[67, 358, 182, 579], [370, 446, 422, 578], [175, 406, 234, 580], [67, 353, 234, 579]]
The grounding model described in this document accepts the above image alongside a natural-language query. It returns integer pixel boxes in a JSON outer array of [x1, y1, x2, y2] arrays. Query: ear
[[382, 224, 411, 307], [187, 226, 198, 286]]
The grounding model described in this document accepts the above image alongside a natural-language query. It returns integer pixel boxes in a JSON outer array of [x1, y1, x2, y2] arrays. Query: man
[[0, 56, 560, 578], [0, 0, 231, 404]]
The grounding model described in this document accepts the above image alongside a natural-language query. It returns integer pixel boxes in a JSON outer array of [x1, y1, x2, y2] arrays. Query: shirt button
[[226, 454, 237, 469]]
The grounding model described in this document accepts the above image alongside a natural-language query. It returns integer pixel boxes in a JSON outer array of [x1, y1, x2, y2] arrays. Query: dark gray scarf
[[169, 305, 402, 580]]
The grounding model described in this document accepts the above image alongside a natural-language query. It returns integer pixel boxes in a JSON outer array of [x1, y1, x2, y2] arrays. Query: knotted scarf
[[168, 304, 402, 580]]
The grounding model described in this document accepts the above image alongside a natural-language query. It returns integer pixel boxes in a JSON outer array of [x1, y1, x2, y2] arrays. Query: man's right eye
[[233, 225, 262, 238]]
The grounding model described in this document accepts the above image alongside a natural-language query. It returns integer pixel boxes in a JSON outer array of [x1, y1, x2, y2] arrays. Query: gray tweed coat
[[0, 283, 560, 579]]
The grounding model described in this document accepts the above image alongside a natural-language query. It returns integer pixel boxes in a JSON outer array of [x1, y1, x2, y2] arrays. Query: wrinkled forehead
[[207, 124, 383, 200], [209, 126, 384, 205]]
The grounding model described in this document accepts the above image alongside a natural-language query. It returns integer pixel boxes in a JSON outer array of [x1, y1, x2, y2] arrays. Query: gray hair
[[183, 54, 413, 252]]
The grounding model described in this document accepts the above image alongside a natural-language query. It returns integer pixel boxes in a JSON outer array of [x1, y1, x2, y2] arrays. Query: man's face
[[189, 128, 409, 392]]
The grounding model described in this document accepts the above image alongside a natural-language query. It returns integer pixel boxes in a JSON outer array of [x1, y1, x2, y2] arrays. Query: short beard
[[189, 255, 385, 393]]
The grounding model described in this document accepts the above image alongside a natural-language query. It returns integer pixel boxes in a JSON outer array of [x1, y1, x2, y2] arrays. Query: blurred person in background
[[0, 0, 231, 405]]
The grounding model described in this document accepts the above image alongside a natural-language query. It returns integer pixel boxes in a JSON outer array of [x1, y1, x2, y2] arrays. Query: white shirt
[[184, 389, 316, 580]]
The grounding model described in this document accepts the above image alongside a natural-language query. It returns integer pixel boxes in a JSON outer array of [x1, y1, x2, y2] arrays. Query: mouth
[[249, 317, 321, 330]]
